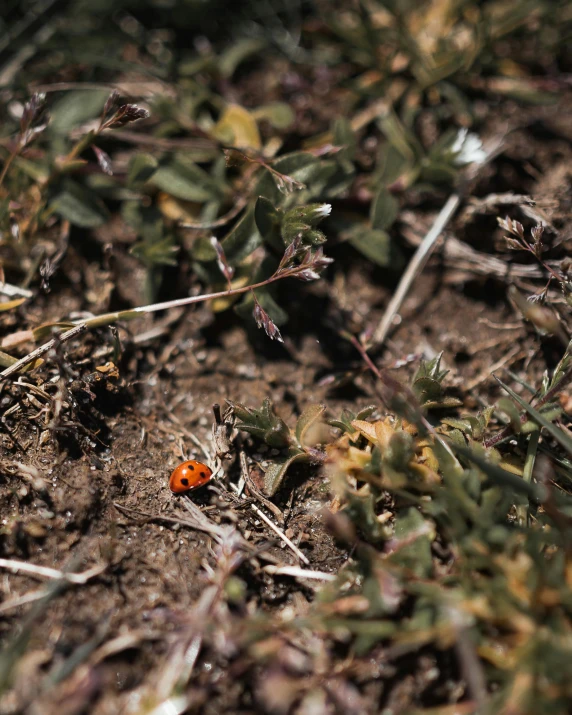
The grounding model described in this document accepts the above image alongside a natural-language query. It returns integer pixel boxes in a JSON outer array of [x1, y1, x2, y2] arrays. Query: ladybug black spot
[[181, 478, 189, 486], [189, 463, 195, 470], [200, 471, 206, 477]]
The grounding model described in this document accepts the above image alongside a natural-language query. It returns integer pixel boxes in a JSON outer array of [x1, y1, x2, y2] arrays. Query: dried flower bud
[[559, 392, 572, 416], [505, 238, 522, 251], [209, 235, 234, 285], [223, 148, 245, 168], [498, 216, 524, 239], [92, 146, 113, 175], [252, 295, 283, 343], [103, 103, 150, 130], [311, 247, 334, 271], [272, 171, 305, 194], [19, 93, 49, 147], [278, 235, 303, 269], [531, 224, 544, 243], [295, 269, 321, 282], [102, 90, 121, 119]]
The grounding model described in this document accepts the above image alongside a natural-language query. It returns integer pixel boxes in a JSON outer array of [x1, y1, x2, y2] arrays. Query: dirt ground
[[1, 9, 572, 711]]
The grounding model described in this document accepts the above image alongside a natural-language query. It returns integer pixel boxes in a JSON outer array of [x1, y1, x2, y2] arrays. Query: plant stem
[[0, 264, 307, 381], [516, 430, 540, 526], [0, 146, 18, 188], [82, 265, 304, 328], [371, 192, 461, 348]]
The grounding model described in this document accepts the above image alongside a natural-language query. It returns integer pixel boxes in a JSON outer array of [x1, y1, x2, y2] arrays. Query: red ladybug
[[169, 460, 213, 494]]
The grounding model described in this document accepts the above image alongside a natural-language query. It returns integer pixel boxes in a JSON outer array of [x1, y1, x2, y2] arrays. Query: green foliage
[[230, 399, 328, 495], [49, 179, 109, 228], [327, 405, 377, 434], [412, 352, 462, 409], [322, 351, 572, 712], [230, 398, 291, 449]]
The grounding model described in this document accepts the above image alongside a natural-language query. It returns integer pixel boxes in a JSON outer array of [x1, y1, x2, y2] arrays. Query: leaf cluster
[[230, 399, 327, 495]]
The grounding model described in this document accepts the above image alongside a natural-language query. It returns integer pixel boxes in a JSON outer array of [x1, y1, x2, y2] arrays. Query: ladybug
[[169, 460, 213, 494]]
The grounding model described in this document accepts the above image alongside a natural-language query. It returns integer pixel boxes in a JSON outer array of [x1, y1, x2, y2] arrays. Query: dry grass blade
[[372, 193, 461, 347], [0, 558, 106, 584], [262, 565, 336, 581]]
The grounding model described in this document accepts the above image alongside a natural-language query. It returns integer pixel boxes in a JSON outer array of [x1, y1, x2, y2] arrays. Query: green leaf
[[152, 160, 222, 202], [495, 377, 572, 456], [355, 406, 376, 421], [254, 196, 283, 251], [0, 349, 42, 371], [218, 38, 266, 78], [419, 160, 458, 185], [413, 377, 443, 404], [389, 508, 434, 578], [252, 103, 295, 130], [370, 187, 399, 230], [264, 451, 309, 496], [378, 111, 420, 163], [345, 490, 390, 545], [127, 154, 159, 187], [295, 404, 326, 446], [497, 398, 522, 433], [130, 236, 179, 267], [221, 207, 262, 264], [231, 398, 291, 449], [190, 235, 218, 262], [347, 228, 391, 266], [50, 179, 109, 228], [451, 442, 545, 502], [376, 144, 411, 186], [50, 90, 108, 134], [332, 117, 356, 166]]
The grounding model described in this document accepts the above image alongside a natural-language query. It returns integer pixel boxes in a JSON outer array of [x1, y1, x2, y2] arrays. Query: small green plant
[[230, 398, 328, 495], [412, 351, 463, 409]]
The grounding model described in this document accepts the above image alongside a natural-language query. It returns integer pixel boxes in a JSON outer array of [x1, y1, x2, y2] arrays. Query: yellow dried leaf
[[0, 298, 27, 312], [351, 419, 378, 443], [478, 642, 517, 670], [498, 455, 525, 477], [96, 361, 119, 377], [212, 104, 261, 150], [375, 419, 395, 449], [347, 446, 372, 468], [409, 462, 441, 485], [157, 192, 202, 222], [419, 445, 439, 473]]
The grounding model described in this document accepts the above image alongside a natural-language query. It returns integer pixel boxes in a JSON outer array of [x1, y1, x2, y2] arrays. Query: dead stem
[[0, 557, 106, 583], [371, 193, 462, 348], [262, 564, 335, 581], [0, 261, 316, 382]]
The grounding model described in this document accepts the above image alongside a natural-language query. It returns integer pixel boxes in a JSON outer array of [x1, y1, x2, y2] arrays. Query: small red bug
[[169, 460, 213, 494]]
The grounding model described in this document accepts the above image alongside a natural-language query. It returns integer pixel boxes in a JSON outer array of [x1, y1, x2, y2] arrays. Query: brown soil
[[1, 73, 572, 715]]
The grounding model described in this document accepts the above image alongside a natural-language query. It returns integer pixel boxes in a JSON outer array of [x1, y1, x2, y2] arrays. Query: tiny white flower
[[314, 203, 332, 218], [451, 129, 487, 166]]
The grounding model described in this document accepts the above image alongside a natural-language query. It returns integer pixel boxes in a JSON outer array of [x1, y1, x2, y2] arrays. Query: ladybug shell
[[169, 460, 213, 494]]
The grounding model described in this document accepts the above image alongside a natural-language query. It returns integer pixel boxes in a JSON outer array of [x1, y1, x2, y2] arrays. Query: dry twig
[[0, 557, 106, 584]]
